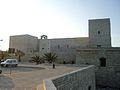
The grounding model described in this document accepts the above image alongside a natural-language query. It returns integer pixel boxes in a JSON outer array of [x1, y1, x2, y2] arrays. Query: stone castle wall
[[9, 34, 38, 53], [44, 65, 95, 90], [50, 37, 89, 63], [76, 48, 120, 88]]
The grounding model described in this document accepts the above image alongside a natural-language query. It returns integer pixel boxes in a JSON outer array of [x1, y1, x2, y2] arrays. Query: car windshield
[[6, 60, 12, 63]]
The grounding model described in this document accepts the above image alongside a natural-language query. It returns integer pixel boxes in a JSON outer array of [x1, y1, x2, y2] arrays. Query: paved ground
[[0, 63, 80, 90]]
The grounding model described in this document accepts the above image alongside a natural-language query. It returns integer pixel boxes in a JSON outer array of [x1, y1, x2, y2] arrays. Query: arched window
[[99, 57, 106, 67], [41, 35, 47, 39]]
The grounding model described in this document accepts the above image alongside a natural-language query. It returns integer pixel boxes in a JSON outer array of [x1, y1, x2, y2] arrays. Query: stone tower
[[39, 35, 50, 55], [89, 18, 111, 48]]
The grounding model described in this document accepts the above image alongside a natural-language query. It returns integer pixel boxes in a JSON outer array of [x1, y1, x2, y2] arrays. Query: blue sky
[[0, 0, 120, 50]]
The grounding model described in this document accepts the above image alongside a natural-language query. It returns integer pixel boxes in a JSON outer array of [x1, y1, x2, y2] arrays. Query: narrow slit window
[[67, 45, 69, 48], [98, 31, 100, 34], [58, 45, 60, 49]]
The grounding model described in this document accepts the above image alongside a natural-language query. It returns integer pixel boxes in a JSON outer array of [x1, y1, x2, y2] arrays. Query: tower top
[[41, 35, 48, 39], [89, 18, 110, 21], [89, 18, 111, 47]]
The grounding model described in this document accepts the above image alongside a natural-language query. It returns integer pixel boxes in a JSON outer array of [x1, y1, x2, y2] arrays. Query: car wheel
[[15, 64, 18, 67], [1, 64, 4, 67], [6, 64, 8, 67]]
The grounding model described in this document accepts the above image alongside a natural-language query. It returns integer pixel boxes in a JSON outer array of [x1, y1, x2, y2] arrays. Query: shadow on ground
[[0, 75, 15, 89]]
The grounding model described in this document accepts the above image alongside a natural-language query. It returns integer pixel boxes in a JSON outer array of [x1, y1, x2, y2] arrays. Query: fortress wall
[[76, 48, 120, 88], [50, 37, 89, 63], [43, 65, 95, 90]]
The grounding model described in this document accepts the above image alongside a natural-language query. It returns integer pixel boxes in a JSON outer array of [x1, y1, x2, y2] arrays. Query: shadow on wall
[[0, 75, 15, 89]]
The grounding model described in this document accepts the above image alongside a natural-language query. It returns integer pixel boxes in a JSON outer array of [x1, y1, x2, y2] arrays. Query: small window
[[98, 31, 100, 34], [100, 57, 106, 67], [97, 45, 101, 48], [58, 45, 60, 49], [67, 45, 69, 48], [42, 48, 44, 50]]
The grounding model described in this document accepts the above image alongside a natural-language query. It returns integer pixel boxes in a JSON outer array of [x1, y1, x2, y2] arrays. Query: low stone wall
[[43, 65, 96, 90]]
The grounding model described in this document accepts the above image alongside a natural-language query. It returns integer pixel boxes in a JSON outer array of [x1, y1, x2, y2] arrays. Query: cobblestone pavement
[[0, 63, 79, 90]]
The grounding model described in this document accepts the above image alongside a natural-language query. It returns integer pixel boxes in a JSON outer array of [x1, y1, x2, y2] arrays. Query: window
[[58, 45, 60, 49], [97, 45, 101, 48], [98, 31, 100, 34], [100, 57, 106, 67], [13, 60, 16, 62], [67, 45, 69, 48], [42, 48, 44, 50]]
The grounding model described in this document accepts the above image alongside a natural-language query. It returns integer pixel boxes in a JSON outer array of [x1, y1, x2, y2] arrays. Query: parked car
[[1, 59, 18, 67], [0, 67, 2, 74]]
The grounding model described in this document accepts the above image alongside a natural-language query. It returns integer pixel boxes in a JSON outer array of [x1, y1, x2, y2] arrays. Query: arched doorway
[[88, 86, 91, 90]]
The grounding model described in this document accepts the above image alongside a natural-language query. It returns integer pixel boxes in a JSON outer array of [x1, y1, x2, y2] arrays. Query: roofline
[[89, 18, 110, 21], [48, 37, 88, 40], [10, 34, 38, 38]]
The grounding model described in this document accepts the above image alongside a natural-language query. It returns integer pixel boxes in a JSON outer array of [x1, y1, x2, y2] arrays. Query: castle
[[9, 18, 120, 88]]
